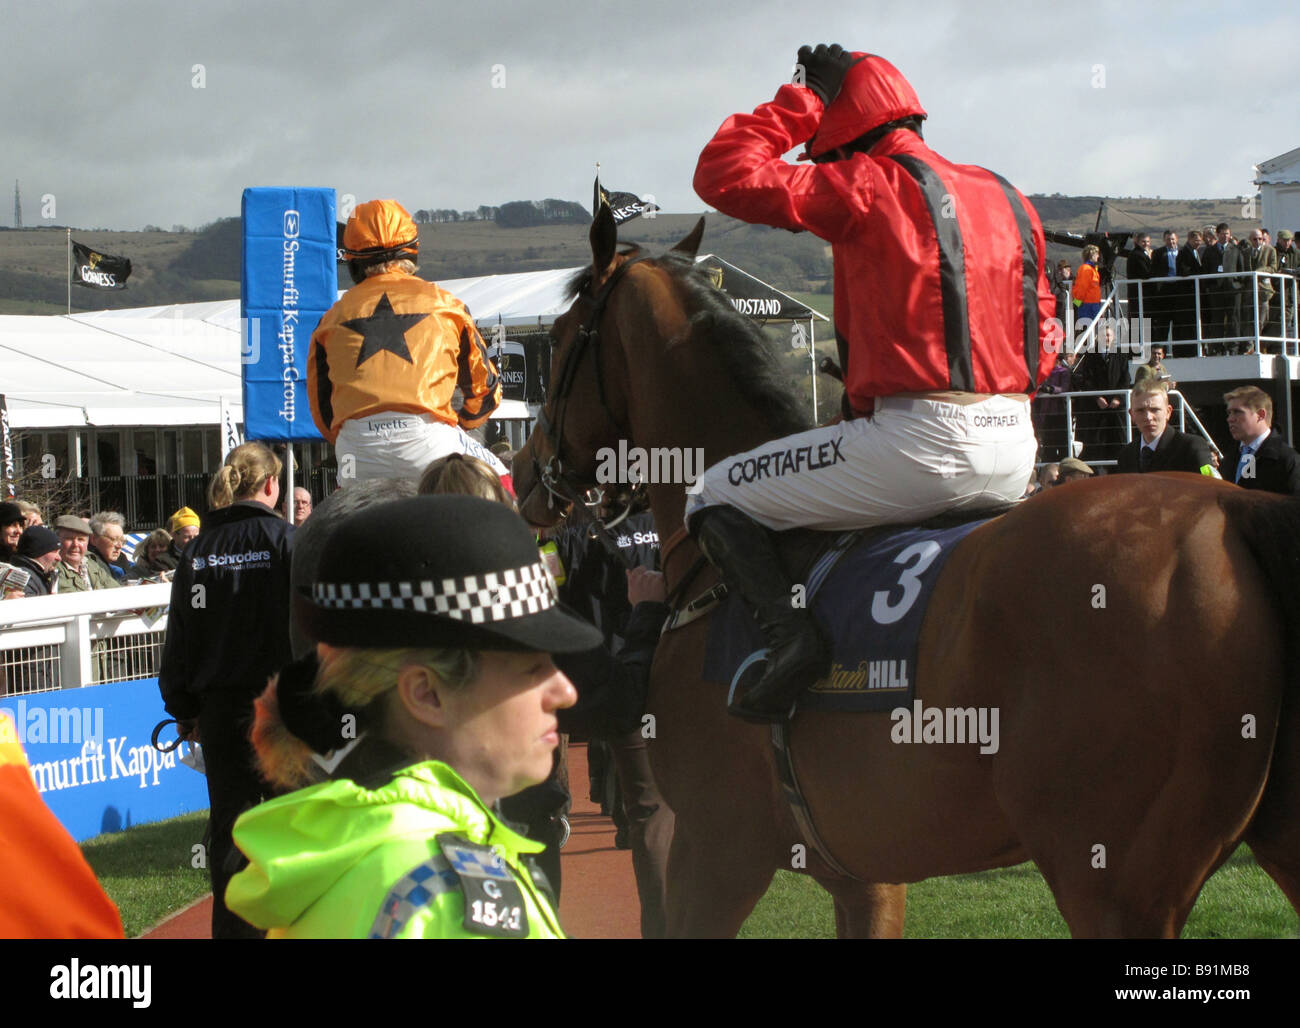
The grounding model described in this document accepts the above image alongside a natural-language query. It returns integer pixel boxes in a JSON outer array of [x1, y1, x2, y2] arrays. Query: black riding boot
[[691, 506, 831, 723]]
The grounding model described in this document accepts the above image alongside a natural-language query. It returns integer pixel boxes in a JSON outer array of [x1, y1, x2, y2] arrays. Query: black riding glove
[[796, 44, 859, 105]]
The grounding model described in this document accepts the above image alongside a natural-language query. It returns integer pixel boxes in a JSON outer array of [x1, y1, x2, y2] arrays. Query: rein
[[527, 254, 652, 556]]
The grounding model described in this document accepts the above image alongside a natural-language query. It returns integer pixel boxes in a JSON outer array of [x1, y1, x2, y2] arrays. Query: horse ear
[[671, 217, 706, 259], [590, 203, 618, 282]]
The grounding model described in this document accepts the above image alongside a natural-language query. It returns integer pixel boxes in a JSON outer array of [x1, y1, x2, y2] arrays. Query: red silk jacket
[[694, 84, 1056, 416]]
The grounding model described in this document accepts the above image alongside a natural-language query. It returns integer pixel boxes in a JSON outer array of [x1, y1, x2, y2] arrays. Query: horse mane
[[657, 250, 814, 436], [566, 245, 812, 437]]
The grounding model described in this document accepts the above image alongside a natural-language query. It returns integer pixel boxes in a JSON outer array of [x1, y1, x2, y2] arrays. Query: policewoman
[[225, 495, 601, 938]]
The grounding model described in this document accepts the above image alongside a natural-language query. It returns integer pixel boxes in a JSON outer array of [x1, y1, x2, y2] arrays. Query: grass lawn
[[87, 809, 1296, 940], [80, 812, 210, 939], [739, 847, 1298, 939]]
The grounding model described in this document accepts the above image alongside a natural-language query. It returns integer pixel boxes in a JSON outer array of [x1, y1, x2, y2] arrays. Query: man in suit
[[1124, 232, 1154, 342], [1147, 230, 1179, 345], [1277, 229, 1299, 334], [1071, 323, 1131, 464], [1222, 385, 1300, 495], [1222, 232, 1250, 351], [1246, 228, 1279, 341], [1174, 230, 1202, 353], [1199, 224, 1226, 349], [1115, 382, 1218, 476]]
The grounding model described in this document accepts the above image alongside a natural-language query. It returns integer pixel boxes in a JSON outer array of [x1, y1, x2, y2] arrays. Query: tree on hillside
[[495, 201, 545, 228]]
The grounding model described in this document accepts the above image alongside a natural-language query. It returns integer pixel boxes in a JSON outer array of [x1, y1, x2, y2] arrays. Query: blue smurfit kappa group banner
[[0, 678, 209, 842], [241, 187, 336, 442]]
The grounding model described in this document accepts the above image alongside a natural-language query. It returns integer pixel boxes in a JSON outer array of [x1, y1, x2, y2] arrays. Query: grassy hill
[[0, 195, 1257, 316]]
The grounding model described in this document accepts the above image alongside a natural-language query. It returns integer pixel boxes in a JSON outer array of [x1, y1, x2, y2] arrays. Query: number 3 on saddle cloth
[[703, 520, 987, 712]]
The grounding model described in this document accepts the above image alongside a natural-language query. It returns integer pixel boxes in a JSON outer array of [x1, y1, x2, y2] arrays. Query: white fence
[[0, 584, 172, 695], [1075, 270, 1300, 358]]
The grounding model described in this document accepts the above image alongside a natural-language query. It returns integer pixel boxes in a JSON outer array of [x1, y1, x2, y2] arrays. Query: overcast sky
[[5, 0, 1292, 231]]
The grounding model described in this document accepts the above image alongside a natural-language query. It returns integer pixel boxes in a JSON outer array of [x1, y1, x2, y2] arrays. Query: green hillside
[[0, 195, 1257, 317]]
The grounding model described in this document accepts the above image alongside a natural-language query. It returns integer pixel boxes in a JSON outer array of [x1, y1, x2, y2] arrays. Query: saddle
[[698, 502, 1016, 713]]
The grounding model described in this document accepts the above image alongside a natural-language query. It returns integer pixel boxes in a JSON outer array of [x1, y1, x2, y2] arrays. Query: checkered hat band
[[313, 560, 558, 624]]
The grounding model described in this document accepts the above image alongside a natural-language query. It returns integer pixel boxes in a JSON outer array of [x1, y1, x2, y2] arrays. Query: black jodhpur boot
[[691, 506, 831, 723]]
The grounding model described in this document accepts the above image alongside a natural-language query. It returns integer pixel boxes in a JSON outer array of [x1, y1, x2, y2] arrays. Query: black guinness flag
[[71, 241, 131, 290], [593, 176, 659, 226]]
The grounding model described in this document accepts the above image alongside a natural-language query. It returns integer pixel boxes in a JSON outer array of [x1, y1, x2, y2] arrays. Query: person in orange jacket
[[308, 199, 509, 488], [0, 711, 123, 938], [1071, 244, 1103, 329]]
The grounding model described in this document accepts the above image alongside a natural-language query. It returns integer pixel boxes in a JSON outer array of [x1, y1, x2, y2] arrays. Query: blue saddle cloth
[[703, 519, 989, 712]]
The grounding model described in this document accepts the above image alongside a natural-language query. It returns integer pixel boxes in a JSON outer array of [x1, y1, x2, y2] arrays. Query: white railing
[[1032, 388, 1217, 469], [0, 584, 172, 695], [1112, 270, 1300, 357]]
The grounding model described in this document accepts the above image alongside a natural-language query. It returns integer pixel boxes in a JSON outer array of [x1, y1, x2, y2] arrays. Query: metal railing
[[1110, 270, 1300, 357], [1032, 388, 1217, 469], [0, 584, 172, 696]]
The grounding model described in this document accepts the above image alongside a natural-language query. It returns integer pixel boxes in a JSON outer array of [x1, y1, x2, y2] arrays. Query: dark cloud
[[4, 1, 1291, 229]]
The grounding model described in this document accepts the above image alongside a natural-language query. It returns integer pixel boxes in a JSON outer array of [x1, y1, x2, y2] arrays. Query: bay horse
[[513, 206, 1300, 938]]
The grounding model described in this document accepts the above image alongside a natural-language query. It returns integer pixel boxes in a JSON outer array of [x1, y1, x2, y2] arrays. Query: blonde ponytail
[[208, 442, 282, 509]]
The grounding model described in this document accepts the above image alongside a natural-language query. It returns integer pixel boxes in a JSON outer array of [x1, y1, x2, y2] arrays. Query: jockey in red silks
[[686, 45, 1055, 723]]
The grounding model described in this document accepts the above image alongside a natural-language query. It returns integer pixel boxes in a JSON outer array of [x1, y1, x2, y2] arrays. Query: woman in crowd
[[127, 528, 174, 581], [157, 442, 294, 939], [1072, 244, 1103, 328], [226, 495, 601, 938], [0, 503, 24, 563]]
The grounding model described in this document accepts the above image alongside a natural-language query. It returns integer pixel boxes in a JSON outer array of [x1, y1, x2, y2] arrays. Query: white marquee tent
[[0, 257, 824, 431]]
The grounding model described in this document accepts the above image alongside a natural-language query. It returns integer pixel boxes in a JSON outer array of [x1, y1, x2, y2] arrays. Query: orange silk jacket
[[308, 271, 502, 444], [0, 712, 124, 938]]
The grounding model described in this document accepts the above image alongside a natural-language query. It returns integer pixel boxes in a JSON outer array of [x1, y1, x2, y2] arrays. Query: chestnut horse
[[514, 208, 1300, 938]]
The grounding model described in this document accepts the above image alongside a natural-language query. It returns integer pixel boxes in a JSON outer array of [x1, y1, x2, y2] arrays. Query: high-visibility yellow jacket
[[308, 272, 502, 445], [227, 760, 564, 939]]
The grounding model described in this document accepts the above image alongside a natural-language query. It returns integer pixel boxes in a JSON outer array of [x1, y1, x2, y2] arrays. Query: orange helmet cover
[[342, 199, 419, 260]]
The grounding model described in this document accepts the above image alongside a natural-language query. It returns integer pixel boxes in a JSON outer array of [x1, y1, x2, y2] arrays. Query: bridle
[[526, 253, 652, 558]]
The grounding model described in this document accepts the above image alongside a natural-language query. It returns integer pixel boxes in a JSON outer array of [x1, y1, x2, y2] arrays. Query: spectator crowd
[[1054, 223, 1300, 357]]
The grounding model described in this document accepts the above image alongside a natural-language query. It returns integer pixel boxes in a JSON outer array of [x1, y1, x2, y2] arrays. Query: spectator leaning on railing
[[157, 508, 201, 571], [0, 503, 24, 563], [88, 512, 131, 582], [53, 516, 119, 593], [126, 528, 175, 582], [11, 527, 62, 597]]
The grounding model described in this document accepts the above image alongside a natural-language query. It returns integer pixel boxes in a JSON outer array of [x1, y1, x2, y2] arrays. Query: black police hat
[[301, 495, 601, 654]]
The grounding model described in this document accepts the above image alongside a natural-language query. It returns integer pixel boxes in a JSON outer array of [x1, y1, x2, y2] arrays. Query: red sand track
[[140, 743, 643, 940]]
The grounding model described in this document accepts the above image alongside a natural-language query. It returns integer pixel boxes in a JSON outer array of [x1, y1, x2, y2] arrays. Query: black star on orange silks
[[342, 293, 430, 368]]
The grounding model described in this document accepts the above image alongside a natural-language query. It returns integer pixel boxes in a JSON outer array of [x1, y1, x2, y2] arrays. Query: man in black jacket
[[1147, 230, 1178, 345], [1115, 383, 1219, 476], [1174, 230, 1203, 352], [1124, 232, 1155, 342], [1222, 385, 1300, 495], [11, 526, 62, 596]]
